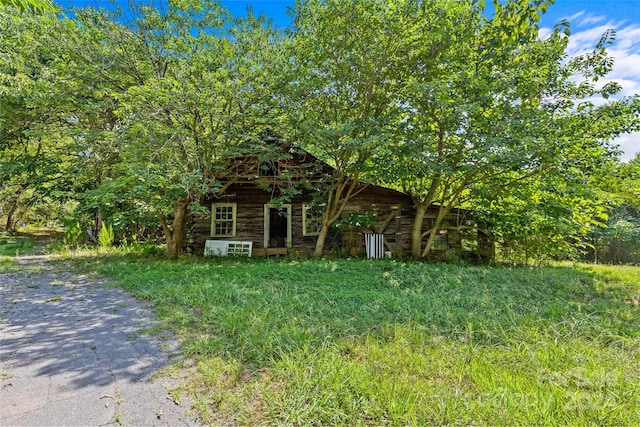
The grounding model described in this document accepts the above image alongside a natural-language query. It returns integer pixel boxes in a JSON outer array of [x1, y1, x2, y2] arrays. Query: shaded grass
[[0, 234, 34, 256], [72, 253, 640, 425]]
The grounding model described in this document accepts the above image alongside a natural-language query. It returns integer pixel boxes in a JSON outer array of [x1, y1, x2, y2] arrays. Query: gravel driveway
[[0, 254, 199, 426]]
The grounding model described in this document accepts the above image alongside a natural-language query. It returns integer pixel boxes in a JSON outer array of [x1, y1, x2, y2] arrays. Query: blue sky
[[59, 0, 639, 161]]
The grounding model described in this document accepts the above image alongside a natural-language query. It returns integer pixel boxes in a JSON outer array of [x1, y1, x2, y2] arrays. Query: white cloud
[[611, 24, 640, 53], [577, 14, 606, 27], [538, 27, 553, 40], [539, 15, 640, 162], [614, 133, 640, 162], [608, 52, 640, 83], [565, 23, 617, 56], [567, 11, 585, 22]]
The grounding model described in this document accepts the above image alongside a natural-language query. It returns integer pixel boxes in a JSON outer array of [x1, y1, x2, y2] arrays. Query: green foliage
[[0, 8, 76, 231], [477, 170, 612, 265], [0, 0, 54, 14], [62, 218, 83, 246], [57, 2, 287, 255], [585, 154, 640, 264], [369, 0, 637, 257], [285, 0, 424, 255], [74, 255, 640, 425], [97, 221, 114, 248], [587, 204, 640, 265], [2, 0, 638, 262], [332, 211, 375, 230]]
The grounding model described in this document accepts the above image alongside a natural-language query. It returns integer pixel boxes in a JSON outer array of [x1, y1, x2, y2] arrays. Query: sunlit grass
[[0, 233, 34, 272], [64, 253, 640, 425]]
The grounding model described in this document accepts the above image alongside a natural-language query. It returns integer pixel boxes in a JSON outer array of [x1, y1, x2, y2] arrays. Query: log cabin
[[191, 144, 494, 260]]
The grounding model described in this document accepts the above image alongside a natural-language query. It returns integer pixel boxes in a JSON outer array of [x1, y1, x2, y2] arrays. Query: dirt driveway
[[0, 254, 199, 426]]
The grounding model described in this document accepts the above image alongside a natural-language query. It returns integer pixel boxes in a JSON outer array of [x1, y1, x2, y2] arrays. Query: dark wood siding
[[193, 182, 415, 255], [194, 183, 318, 254], [192, 179, 493, 260]]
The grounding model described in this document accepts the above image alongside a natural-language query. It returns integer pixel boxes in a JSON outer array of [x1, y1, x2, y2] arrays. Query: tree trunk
[[4, 185, 29, 232], [160, 198, 190, 258], [411, 202, 454, 258], [421, 207, 451, 258], [312, 222, 330, 258], [5, 203, 18, 232], [96, 211, 103, 237], [311, 174, 363, 257], [422, 227, 439, 258], [411, 203, 427, 258]]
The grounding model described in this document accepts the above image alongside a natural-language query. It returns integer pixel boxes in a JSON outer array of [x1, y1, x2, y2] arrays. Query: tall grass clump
[[98, 222, 115, 248], [75, 254, 640, 426]]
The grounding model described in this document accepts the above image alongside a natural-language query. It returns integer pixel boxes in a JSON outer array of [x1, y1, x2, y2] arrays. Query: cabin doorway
[[264, 204, 292, 248]]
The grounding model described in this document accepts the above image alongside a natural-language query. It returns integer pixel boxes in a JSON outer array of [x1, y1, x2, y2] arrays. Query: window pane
[[212, 204, 235, 236], [304, 204, 324, 235]]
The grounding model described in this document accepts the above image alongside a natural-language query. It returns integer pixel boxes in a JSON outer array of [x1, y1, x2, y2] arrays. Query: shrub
[[62, 218, 83, 246]]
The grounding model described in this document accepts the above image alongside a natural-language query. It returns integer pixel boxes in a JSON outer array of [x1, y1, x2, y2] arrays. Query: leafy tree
[[478, 171, 611, 265], [586, 154, 640, 264], [611, 153, 640, 208], [63, 1, 286, 255], [0, 8, 74, 230], [286, 0, 420, 257], [378, 0, 639, 258]]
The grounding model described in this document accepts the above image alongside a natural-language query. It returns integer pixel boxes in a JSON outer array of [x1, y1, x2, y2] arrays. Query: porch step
[[253, 247, 289, 257]]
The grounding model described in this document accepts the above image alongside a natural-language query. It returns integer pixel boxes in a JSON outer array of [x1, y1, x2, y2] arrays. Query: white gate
[[364, 233, 385, 259]]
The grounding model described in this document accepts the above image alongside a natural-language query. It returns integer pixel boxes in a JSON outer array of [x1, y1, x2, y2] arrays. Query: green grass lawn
[[70, 253, 639, 425]]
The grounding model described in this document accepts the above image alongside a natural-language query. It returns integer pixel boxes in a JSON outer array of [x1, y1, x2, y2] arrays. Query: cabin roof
[[231, 140, 410, 195]]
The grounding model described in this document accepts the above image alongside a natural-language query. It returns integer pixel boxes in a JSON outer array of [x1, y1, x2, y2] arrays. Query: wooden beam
[[383, 237, 393, 252], [376, 211, 397, 233]]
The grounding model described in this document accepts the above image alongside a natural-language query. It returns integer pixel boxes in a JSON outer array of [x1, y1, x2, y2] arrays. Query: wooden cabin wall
[[401, 206, 494, 260], [193, 183, 319, 254], [192, 181, 494, 260], [193, 183, 416, 256], [341, 186, 413, 254]]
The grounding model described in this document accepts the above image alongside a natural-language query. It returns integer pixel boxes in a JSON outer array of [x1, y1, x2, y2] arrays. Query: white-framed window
[[302, 203, 324, 236], [211, 203, 237, 237]]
